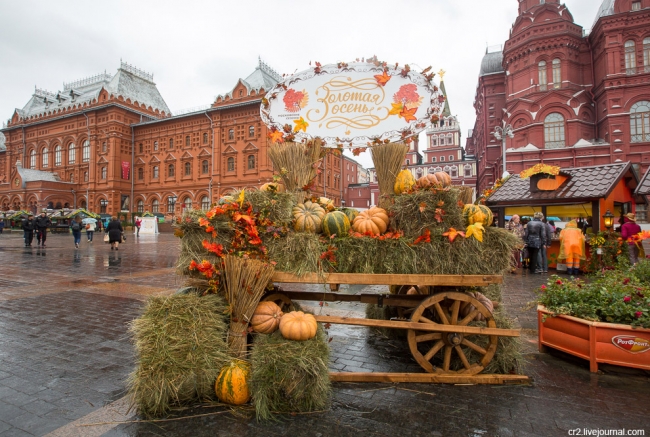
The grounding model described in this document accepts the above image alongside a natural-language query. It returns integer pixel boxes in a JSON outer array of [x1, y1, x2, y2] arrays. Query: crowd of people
[[16, 213, 143, 250]]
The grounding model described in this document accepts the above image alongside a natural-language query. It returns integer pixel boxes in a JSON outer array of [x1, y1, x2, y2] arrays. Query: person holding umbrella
[[83, 217, 97, 243]]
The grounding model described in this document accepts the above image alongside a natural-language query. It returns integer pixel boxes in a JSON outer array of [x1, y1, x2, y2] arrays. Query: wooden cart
[[267, 272, 529, 385]]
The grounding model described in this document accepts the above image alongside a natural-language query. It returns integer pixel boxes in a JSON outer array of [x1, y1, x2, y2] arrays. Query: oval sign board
[[611, 335, 650, 354], [261, 61, 444, 145]]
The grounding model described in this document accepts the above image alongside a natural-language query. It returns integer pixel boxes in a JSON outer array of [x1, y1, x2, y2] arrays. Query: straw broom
[[370, 142, 409, 209], [268, 139, 324, 192], [223, 255, 276, 358], [457, 186, 474, 206]]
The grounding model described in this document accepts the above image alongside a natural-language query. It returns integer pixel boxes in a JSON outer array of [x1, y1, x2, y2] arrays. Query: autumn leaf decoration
[[374, 70, 391, 86], [412, 229, 431, 245], [465, 223, 485, 242], [293, 116, 309, 133], [268, 130, 284, 143], [399, 106, 417, 122], [351, 147, 367, 156], [442, 227, 465, 243]]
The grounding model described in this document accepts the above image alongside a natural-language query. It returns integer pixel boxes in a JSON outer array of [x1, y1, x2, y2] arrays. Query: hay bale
[[265, 232, 324, 276], [243, 190, 297, 227], [250, 326, 331, 420], [127, 294, 232, 418], [389, 189, 465, 238]]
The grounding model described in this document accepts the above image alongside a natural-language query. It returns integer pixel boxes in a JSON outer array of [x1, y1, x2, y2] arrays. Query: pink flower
[[623, 296, 631, 303], [635, 311, 643, 318], [556, 280, 563, 285], [540, 285, 547, 289], [623, 278, 631, 285]]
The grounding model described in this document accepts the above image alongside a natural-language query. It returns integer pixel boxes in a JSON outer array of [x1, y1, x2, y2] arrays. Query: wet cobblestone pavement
[[0, 232, 648, 437]]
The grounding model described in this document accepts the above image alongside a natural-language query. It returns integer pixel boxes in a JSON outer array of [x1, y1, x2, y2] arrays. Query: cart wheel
[[262, 293, 293, 313], [407, 291, 497, 375]]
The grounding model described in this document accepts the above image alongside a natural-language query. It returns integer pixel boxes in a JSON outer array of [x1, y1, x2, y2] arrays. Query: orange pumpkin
[[215, 360, 251, 405], [352, 206, 389, 236], [433, 171, 452, 187], [293, 201, 326, 233], [279, 311, 318, 341], [250, 301, 283, 334], [416, 171, 452, 188], [459, 292, 494, 322], [260, 182, 285, 193]]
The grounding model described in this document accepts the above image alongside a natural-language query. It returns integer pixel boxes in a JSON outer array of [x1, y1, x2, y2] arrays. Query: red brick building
[[0, 59, 345, 217], [469, 0, 650, 197]]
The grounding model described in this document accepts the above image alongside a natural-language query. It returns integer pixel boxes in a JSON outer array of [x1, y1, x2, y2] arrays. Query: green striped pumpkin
[[322, 211, 351, 237], [462, 204, 493, 227], [293, 201, 326, 233], [341, 208, 359, 223]]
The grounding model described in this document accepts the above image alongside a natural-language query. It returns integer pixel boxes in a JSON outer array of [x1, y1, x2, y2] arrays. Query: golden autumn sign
[[261, 61, 444, 145]]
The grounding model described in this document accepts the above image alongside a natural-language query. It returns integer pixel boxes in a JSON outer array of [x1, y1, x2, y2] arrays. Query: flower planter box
[[537, 305, 650, 373]]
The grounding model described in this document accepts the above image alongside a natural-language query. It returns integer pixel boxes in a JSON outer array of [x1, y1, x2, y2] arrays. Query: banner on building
[[121, 161, 130, 180], [121, 195, 130, 212], [260, 60, 445, 146]]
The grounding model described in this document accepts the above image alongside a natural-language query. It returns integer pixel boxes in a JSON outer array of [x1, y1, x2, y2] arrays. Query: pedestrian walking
[[134, 216, 142, 237], [621, 212, 642, 265], [536, 218, 554, 273], [505, 215, 524, 272], [106, 216, 123, 250], [22, 214, 36, 246], [524, 212, 548, 274], [86, 219, 96, 243], [34, 212, 52, 247], [0, 219, 5, 234], [558, 220, 586, 275], [70, 216, 83, 249]]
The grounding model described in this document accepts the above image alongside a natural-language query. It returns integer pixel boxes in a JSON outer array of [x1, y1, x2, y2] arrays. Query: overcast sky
[[0, 0, 602, 168]]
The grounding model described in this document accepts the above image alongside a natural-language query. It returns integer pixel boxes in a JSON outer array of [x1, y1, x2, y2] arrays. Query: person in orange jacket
[[558, 220, 585, 275]]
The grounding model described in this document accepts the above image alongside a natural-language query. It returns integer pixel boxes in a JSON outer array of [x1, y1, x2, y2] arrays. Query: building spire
[[438, 70, 451, 118]]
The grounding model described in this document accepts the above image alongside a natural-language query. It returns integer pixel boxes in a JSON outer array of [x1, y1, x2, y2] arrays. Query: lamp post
[[602, 209, 614, 231], [492, 120, 515, 179]]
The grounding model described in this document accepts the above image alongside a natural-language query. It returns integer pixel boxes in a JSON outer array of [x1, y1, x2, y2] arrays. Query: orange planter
[[537, 305, 650, 373]]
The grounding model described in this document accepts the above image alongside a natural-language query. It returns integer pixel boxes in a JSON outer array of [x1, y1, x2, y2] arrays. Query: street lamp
[[602, 209, 615, 230], [492, 120, 515, 179]]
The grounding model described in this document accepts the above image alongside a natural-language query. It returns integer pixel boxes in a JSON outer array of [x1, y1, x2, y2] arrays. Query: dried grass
[[127, 294, 232, 418], [371, 142, 408, 208], [268, 140, 324, 192], [389, 189, 465, 238]]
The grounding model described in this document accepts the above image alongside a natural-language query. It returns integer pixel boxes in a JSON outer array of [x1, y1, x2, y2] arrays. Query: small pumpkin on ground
[[293, 201, 326, 233], [215, 360, 251, 405], [279, 311, 318, 341], [321, 211, 351, 237], [250, 301, 283, 334], [394, 169, 416, 194], [260, 182, 285, 193], [462, 204, 494, 227], [352, 206, 389, 236], [341, 208, 359, 223]]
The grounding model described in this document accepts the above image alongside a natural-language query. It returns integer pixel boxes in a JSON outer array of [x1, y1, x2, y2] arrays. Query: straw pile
[[371, 142, 408, 208], [389, 189, 465, 238], [223, 255, 276, 357], [268, 139, 324, 192], [127, 293, 231, 418], [250, 326, 331, 420]]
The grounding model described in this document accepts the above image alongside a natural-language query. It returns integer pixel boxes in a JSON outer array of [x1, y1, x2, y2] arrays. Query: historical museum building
[[467, 0, 650, 195], [0, 59, 356, 217], [367, 77, 478, 205]]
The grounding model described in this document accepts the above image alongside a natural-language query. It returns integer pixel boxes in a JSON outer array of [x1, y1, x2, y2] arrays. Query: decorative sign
[[611, 335, 650, 354], [261, 60, 445, 146], [121, 161, 130, 180], [138, 216, 158, 234]]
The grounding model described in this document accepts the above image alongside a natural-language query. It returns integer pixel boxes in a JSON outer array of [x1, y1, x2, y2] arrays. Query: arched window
[[153, 166, 159, 178], [538, 60, 547, 91], [183, 197, 192, 211], [203, 133, 208, 144], [202, 160, 209, 174], [55, 145, 62, 166], [68, 143, 76, 164], [84, 171, 88, 182], [643, 37, 650, 72], [431, 135, 438, 147], [450, 166, 458, 178], [249, 126, 255, 137], [435, 166, 442, 172], [552, 59, 561, 88], [440, 156, 445, 162], [138, 167, 144, 180], [152, 199, 159, 213], [42, 147, 49, 168], [168, 139, 173, 149], [630, 101, 650, 143], [201, 196, 210, 210], [185, 135, 190, 147], [168, 163, 175, 177], [247, 155, 256, 170], [464, 164, 473, 177], [100, 199, 108, 213], [101, 166, 107, 179], [102, 141, 107, 153], [29, 149, 36, 169], [227, 157, 235, 172], [544, 113, 565, 148], [167, 196, 177, 213], [82, 140, 90, 162], [139, 143, 143, 153], [137, 200, 144, 213], [184, 162, 191, 176], [625, 40, 637, 74], [449, 155, 454, 161], [228, 129, 234, 140]]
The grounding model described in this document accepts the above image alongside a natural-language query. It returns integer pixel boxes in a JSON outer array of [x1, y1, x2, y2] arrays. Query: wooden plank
[[313, 315, 520, 337], [329, 372, 529, 384], [273, 272, 502, 286], [278, 290, 425, 307]]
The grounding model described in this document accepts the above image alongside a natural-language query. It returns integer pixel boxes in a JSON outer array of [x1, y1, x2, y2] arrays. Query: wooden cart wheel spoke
[[458, 309, 480, 326], [423, 340, 445, 361], [454, 345, 471, 370], [407, 292, 498, 375], [461, 338, 487, 355], [433, 302, 450, 324], [415, 332, 442, 343]]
